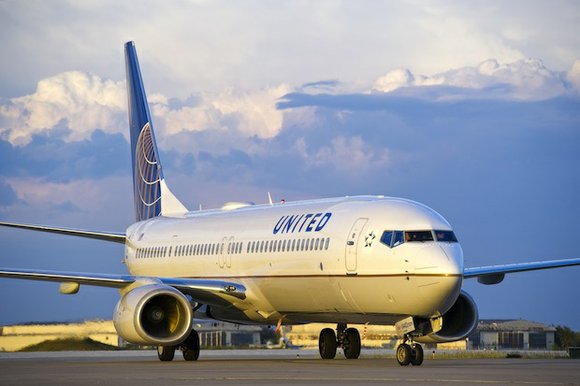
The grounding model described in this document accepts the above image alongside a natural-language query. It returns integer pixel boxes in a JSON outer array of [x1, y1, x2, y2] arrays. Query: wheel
[[343, 328, 361, 359], [182, 329, 200, 361], [319, 328, 337, 359], [157, 345, 175, 362], [410, 343, 424, 366], [396, 343, 412, 366]]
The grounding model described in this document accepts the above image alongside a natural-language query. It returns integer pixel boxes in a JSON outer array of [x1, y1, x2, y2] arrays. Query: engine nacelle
[[113, 284, 193, 346], [415, 290, 479, 344]]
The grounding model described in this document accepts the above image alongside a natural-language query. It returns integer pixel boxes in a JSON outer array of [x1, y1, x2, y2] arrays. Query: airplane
[[1, 41, 579, 366]]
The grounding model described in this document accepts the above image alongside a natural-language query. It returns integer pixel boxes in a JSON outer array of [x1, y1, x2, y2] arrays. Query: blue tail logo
[[125, 41, 186, 221], [134, 122, 162, 221]]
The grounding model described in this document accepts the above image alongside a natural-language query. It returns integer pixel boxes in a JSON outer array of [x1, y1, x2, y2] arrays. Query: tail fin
[[124, 41, 187, 221]]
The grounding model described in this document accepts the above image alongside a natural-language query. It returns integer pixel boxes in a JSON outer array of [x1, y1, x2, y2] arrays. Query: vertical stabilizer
[[124, 41, 187, 221]]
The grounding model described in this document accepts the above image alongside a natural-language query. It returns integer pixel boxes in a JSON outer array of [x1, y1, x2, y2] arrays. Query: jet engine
[[415, 290, 479, 344], [113, 284, 193, 346]]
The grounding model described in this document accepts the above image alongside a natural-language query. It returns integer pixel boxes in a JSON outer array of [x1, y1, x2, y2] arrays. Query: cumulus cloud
[[0, 72, 126, 145], [373, 58, 573, 100], [151, 84, 292, 140], [0, 71, 293, 149]]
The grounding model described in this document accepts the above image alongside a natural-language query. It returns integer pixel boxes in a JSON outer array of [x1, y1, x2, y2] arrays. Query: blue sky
[[1, 1, 579, 330]]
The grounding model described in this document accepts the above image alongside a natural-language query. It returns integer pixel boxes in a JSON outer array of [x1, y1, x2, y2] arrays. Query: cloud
[[0, 72, 126, 145], [2, 1, 579, 101], [373, 58, 573, 100], [0, 71, 292, 153], [151, 84, 292, 142]]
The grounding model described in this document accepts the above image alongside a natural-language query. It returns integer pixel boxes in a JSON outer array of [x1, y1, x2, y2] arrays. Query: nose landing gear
[[396, 337, 424, 366]]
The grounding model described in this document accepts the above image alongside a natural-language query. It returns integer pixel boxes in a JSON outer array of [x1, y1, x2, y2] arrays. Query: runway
[[0, 349, 578, 386]]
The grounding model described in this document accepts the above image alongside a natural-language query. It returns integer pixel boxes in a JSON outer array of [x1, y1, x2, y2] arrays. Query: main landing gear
[[318, 323, 361, 360], [395, 336, 424, 366], [157, 329, 200, 362]]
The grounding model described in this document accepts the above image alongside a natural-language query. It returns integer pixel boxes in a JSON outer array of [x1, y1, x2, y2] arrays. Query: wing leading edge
[[464, 257, 580, 285], [0, 268, 246, 301], [0, 221, 126, 244]]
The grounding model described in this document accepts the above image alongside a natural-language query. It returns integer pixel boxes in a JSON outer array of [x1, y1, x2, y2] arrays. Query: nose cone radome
[[414, 243, 464, 316]]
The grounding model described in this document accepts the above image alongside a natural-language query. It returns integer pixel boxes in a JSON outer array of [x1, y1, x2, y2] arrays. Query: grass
[[19, 338, 119, 352]]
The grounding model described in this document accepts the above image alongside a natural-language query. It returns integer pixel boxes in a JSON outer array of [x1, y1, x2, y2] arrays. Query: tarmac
[[0, 349, 579, 386]]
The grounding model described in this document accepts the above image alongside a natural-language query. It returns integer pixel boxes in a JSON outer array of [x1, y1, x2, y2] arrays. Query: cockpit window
[[381, 229, 457, 248], [380, 230, 405, 248], [380, 231, 393, 246], [405, 231, 434, 242], [434, 230, 458, 242], [392, 231, 404, 247]]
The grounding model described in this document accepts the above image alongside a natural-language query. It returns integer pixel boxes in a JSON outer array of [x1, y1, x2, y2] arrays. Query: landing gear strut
[[156, 329, 200, 362], [396, 336, 423, 366], [318, 323, 361, 360]]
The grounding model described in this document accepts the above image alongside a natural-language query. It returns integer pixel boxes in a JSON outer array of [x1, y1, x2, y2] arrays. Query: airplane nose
[[414, 243, 463, 315], [415, 243, 463, 276]]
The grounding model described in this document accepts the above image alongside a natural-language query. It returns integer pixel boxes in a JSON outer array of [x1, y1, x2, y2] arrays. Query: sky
[[1, 1, 579, 330]]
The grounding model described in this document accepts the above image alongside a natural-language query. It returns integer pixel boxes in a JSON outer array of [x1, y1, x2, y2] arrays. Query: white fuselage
[[124, 196, 463, 325]]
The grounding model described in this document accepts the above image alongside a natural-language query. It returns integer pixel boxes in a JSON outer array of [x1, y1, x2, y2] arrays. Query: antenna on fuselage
[[267, 192, 273, 206]]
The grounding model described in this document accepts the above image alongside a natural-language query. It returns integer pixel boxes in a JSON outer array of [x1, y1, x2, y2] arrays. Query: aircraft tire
[[343, 328, 361, 359], [396, 343, 412, 366], [157, 345, 176, 361], [182, 329, 200, 361], [319, 328, 337, 359], [410, 343, 424, 366]]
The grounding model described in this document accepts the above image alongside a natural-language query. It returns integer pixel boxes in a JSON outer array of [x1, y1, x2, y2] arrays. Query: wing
[[464, 257, 580, 285], [0, 221, 126, 244], [0, 268, 246, 302]]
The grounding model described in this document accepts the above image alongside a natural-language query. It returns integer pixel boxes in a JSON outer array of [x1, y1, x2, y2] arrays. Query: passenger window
[[324, 237, 330, 250]]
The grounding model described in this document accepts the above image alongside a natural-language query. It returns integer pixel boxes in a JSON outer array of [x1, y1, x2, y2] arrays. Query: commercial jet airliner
[[1, 42, 579, 366]]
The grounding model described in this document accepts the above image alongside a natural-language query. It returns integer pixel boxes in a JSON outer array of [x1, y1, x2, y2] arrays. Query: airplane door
[[227, 236, 234, 268], [345, 218, 368, 273], [219, 236, 228, 268]]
